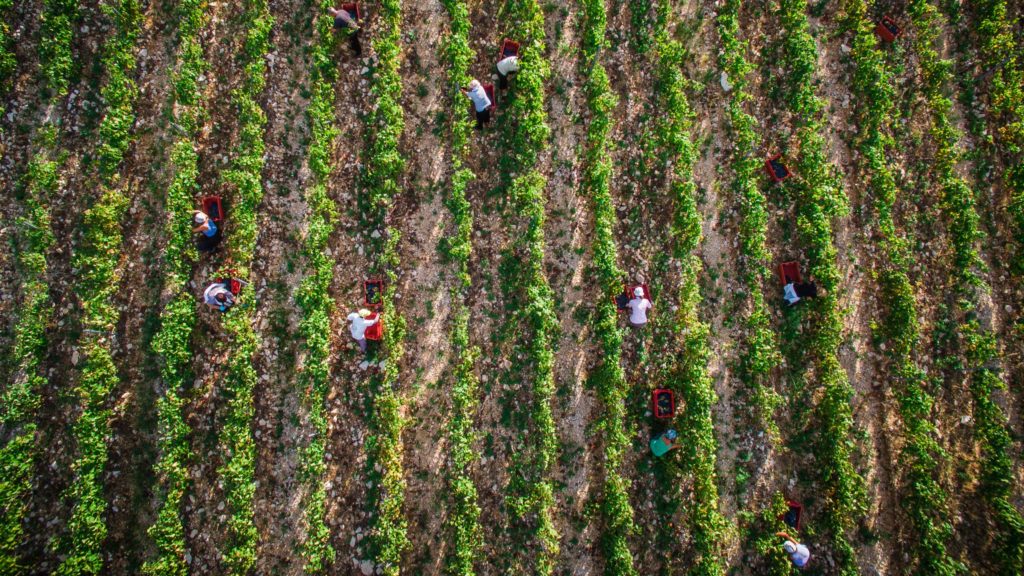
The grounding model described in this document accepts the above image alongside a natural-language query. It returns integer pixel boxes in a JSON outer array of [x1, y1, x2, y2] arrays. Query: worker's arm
[[364, 316, 378, 326], [775, 531, 796, 543]]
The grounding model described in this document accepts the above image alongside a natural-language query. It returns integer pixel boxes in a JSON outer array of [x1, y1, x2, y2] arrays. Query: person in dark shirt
[[328, 6, 362, 56]]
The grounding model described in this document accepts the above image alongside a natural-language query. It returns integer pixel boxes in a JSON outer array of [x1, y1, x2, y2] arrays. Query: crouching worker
[[328, 6, 362, 56], [775, 532, 811, 569], [496, 54, 519, 90], [650, 429, 678, 457], [462, 80, 492, 130], [193, 210, 222, 253], [782, 279, 818, 306], [347, 308, 378, 354], [203, 281, 235, 313]]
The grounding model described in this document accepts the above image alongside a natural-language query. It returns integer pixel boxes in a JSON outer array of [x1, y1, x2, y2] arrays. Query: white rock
[[359, 560, 375, 575]]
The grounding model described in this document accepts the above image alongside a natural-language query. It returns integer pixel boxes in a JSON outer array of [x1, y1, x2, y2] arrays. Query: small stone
[[720, 71, 732, 92]]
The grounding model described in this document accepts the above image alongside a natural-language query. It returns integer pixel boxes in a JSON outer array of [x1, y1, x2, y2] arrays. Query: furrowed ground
[[1, 0, 1023, 575]]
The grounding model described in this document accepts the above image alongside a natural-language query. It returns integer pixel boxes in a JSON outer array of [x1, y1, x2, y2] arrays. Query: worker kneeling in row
[[783, 279, 818, 306], [193, 210, 222, 252], [203, 281, 236, 313], [347, 308, 379, 354], [496, 54, 519, 90]]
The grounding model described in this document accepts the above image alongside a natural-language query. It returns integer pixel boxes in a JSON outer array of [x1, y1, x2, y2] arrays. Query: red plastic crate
[[652, 388, 675, 419], [614, 283, 651, 313], [778, 261, 801, 286], [365, 313, 382, 341], [875, 16, 900, 42], [364, 277, 384, 309], [342, 2, 360, 20], [498, 38, 520, 61], [201, 196, 224, 223], [484, 83, 496, 111], [779, 500, 803, 530], [765, 154, 791, 182]]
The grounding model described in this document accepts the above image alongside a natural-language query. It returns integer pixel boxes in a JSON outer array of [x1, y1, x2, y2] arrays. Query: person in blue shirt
[[193, 210, 221, 252]]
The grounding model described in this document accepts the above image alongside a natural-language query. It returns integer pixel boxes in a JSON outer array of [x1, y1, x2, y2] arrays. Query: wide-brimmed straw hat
[[358, 309, 372, 318]]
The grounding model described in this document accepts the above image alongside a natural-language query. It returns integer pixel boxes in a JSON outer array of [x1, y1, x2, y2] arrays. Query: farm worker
[[328, 6, 362, 56], [347, 308, 378, 353], [192, 210, 221, 252], [649, 429, 677, 457], [775, 532, 811, 568], [783, 281, 818, 306], [203, 281, 235, 312], [496, 54, 519, 90], [783, 281, 800, 306], [626, 286, 652, 327], [462, 79, 492, 130]]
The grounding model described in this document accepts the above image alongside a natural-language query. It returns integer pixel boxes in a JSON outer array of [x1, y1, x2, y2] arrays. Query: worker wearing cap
[[650, 429, 677, 457], [193, 210, 221, 252], [626, 286, 652, 327], [461, 79, 492, 130], [776, 532, 810, 568], [203, 281, 235, 312], [347, 308, 379, 353], [496, 54, 519, 90]]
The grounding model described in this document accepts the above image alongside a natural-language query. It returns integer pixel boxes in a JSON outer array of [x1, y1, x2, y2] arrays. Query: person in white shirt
[[496, 55, 519, 89], [461, 79, 492, 130], [776, 532, 810, 568], [626, 286, 652, 327], [203, 282, 235, 312], [347, 308, 379, 353]]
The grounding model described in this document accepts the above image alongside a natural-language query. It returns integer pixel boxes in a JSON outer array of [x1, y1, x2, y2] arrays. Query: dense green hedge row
[[142, 0, 209, 573], [0, 126, 60, 575], [973, 0, 1024, 266], [843, 1, 959, 573], [215, 0, 272, 573], [715, 0, 781, 440], [580, 0, 637, 574], [497, 0, 559, 573], [54, 2, 141, 573], [438, 0, 483, 573], [359, 0, 410, 573], [0, 0, 14, 89], [294, 3, 341, 573], [39, 0, 78, 96], [777, 0, 864, 572], [908, 1, 1024, 572], [651, 1, 727, 573]]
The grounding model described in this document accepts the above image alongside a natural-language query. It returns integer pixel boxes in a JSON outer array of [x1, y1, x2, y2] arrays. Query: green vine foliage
[[141, 1, 209, 574], [55, 1, 142, 572], [843, 0, 960, 573], [212, 1, 273, 573], [909, 1, 1024, 571], [294, 2, 341, 573], [0, 0, 15, 87], [715, 0, 782, 441], [438, 0, 484, 573], [496, 0, 560, 573], [777, 0, 864, 572], [0, 127, 60, 575], [580, 0, 638, 573], [652, 1, 728, 573], [973, 0, 1024, 269], [39, 0, 79, 96], [358, 0, 411, 572]]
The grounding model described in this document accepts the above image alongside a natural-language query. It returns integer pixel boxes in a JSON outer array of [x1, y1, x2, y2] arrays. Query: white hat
[[783, 541, 797, 554], [468, 79, 481, 90], [194, 212, 208, 224], [634, 286, 644, 297], [358, 309, 372, 318]]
